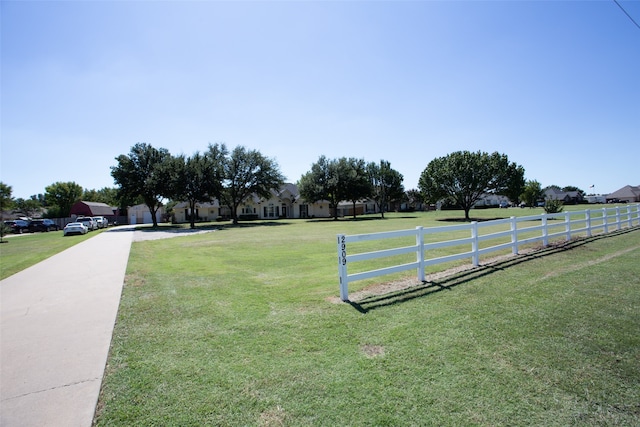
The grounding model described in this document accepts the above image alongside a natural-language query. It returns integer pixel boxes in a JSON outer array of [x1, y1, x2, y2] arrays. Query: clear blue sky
[[2, 0, 639, 200]]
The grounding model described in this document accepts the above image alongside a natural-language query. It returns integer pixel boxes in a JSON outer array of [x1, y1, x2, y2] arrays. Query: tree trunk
[[189, 200, 196, 229]]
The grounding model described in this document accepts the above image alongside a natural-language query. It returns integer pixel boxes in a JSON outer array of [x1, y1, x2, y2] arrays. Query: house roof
[[71, 201, 114, 216], [607, 185, 640, 200]]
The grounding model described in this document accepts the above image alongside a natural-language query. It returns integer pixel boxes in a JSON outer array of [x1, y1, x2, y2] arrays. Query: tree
[[418, 151, 525, 220], [298, 156, 346, 220], [403, 189, 424, 212], [0, 182, 14, 243], [82, 187, 120, 206], [45, 181, 84, 218], [169, 146, 226, 229], [111, 143, 172, 227], [520, 180, 543, 208], [14, 197, 42, 218], [220, 145, 285, 225], [342, 158, 372, 220], [368, 160, 405, 218]]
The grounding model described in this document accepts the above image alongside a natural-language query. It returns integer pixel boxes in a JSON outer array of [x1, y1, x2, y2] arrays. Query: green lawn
[[0, 229, 102, 280], [94, 209, 640, 426]]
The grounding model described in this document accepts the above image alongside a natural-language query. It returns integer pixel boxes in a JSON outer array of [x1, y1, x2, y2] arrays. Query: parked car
[[4, 219, 31, 234], [29, 219, 60, 232], [63, 222, 89, 236], [92, 216, 107, 229], [76, 216, 97, 231]]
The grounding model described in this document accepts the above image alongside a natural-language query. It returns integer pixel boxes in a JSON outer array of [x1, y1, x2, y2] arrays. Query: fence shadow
[[347, 227, 639, 313]]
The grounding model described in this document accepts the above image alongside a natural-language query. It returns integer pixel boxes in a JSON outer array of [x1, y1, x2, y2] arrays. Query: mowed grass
[[95, 209, 640, 426], [0, 229, 101, 280]]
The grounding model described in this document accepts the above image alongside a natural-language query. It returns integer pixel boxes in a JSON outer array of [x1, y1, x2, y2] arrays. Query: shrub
[[544, 197, 564, 214]]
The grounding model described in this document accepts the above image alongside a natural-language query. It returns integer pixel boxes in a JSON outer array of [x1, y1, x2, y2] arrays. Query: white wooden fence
[[337, 204, 640, 301]]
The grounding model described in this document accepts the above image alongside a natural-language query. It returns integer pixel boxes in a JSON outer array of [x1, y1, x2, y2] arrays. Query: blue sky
[[2, 0, 639, 200]]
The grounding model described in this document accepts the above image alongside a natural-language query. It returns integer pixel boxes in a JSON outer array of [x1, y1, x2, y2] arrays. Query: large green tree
[[419, 151, 525, 220], [298, 156, 347, 220], [111, 143, 172, 227], [342, 158, 372, 220], [169, 146, 226, 229], [368, 160, 405, 218], [219, 145, 285, 225], [1, 182, 14, 216], [45, 181, 84, 218]]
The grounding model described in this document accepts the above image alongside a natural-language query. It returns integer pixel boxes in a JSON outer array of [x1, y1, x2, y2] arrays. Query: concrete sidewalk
[[1, 227, 133, 426]]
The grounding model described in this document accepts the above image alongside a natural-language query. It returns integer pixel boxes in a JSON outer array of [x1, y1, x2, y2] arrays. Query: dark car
[[4, 219, 31, 234], [29, 219, 59, 232]]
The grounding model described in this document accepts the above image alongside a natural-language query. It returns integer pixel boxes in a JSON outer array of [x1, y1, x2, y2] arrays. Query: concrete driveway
[[1, 227, 134, 426]]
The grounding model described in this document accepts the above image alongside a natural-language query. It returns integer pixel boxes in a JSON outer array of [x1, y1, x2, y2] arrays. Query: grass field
[[92, 208, 640, 426], [0, 229, 101, 280]]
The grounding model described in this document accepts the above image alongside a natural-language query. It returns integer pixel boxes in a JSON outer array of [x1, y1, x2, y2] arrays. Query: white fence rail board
[[337, 204, 640, 301]]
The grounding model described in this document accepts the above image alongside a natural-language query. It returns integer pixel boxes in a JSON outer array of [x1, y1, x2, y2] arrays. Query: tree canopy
[[520, 180, 543, 208], [44, 181, 84, 218], [219, 145, 285, 225], [169, 145, 226, 228], [368, 160, 404, 218], [111, 143, 172, 227], [418, 151, 525, 220], [298, 156, 371, 220]]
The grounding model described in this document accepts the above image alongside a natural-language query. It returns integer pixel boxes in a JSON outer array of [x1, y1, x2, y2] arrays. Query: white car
[[92, 216, 107, 229], [63, 222, 89, 236], [76, 216, 97, 231]]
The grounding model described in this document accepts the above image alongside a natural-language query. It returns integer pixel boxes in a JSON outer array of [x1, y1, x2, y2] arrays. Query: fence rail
[[337, 204, 640, 301]]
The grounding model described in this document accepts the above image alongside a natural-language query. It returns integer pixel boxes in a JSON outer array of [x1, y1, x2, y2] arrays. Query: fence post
[[542, 213, 549, 247], [627, 205, 632, 228], [510, 216, 518, 255], [564, 211, 571, 241], [603, 208, 608, 234], [616, 206, 621, 231], [416, 226, 425, 282], [337, 234, 349, 301], [471, 221, 479, 267], [585, 209, 592, 237]]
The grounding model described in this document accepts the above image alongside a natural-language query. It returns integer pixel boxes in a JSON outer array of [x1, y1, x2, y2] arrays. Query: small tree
[[520, 180, 543, 208], [544, 198, 564, 214]]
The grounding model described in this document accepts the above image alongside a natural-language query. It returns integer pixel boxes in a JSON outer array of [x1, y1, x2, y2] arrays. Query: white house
[[171, 183, 334, 223]]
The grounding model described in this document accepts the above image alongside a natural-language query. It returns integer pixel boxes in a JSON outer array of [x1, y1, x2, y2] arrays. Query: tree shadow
[[345, 227, 639, 313]]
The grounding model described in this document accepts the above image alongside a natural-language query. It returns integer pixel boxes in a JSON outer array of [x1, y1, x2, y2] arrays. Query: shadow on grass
[[108, 220, 289, 234], [347, 227, 639, 313]]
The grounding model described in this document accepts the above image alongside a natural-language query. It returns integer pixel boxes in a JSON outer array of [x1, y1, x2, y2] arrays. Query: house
[[70, 201, 115, 220], [606, 185, 640, 203], [473, 194, 512, 208], [544, 188, 583, 204], [170, 183, 334, 224], [128, 204, 165, 225]]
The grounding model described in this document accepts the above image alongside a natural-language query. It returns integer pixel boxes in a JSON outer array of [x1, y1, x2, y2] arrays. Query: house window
[[264, 204, 279, 218]]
